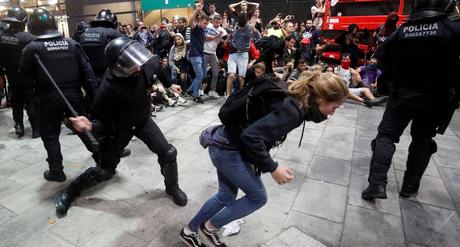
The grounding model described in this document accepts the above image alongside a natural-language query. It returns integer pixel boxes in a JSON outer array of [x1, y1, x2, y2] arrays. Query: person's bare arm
[[189, 3, 203, 28], [247, 1, 260, 8], [229, 1, 242, 12], [351, 68, 363, 86]]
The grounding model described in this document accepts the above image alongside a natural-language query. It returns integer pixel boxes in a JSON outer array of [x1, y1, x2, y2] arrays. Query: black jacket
[[91, 58, 171, 134], [377, 16, 460, 98], [225, 96, 324, 173], [0, 29, 33, 69], [21, 36, 96, 98]]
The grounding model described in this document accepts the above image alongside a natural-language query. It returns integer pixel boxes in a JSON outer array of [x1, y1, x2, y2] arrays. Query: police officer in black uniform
[[71, 21, 88, 42], [79, 9, 131, 158], [0, 6, 40, 138], [362, 0, 460, 200], [79, 9, 122, 90], [21, 8, 97, 182], [54, 37, 188, 216]]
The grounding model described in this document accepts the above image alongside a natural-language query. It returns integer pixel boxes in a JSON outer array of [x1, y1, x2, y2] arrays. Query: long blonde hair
[[288, 71, 349, 109]]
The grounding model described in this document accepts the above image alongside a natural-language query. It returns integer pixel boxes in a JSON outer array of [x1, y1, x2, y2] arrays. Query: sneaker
[[154, 105, 164, 112], [193, 97, 204, 104], [180, 227, 207, 247], [370, 96, 389, 106], [199, 89, 204, 96], [168, 98, 177, 107], [177, 96, 187, 105], [200, 223, 227, 246], [208, 91, 220, 99]]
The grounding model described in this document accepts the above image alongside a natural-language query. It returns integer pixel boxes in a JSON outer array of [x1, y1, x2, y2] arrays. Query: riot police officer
[[54, 37, 188, 216], [21, 8, 97, 182], [362, 0, 460, 200], [71, 21, 88, 42], [79, 9, 122, 90], [0, 6, 40, 138], [79, 9, 130, 158]]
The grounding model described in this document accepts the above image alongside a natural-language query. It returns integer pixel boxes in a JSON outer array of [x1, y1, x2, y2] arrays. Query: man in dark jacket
[[362, 0, 460, 200], [0, 6, 40, 138], [54, 37, 188, 217], [21, 8, 97, 182]]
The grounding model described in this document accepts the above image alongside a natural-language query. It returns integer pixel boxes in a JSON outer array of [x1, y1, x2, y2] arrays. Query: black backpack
[[218, 77, 287, 128]]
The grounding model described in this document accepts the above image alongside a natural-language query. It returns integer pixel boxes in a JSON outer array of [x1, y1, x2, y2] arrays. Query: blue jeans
[[188, 56, 206, 98], [188, 133, 267, 231]]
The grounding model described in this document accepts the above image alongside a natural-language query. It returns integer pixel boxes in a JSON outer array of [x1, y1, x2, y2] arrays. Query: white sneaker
[[167, 98, 177, 107], [199, 89, 204, 96], [208, 91, 220, 98], [177, 97, 187, 105]]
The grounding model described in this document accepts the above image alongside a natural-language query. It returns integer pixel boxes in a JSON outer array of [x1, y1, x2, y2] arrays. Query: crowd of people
[[1, 0, 459, 247]]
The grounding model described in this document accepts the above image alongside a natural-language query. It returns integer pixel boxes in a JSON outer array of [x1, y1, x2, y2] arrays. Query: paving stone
[[400, 200, 460, 247], [0, 200, 56, 246], [273, 141, 315, 167], [323, 125, 356, 143], [316, 138, 354, 161], [262, 158, 308, 192], [351, 152, 396, 181], [433, 147, 460, 169], [356, 126, 378, 138], [438, 166, 460, 212], [0, 158, 29, 177], [393, 149, 440, 177], [0, 175, 21, 199], [284, 210, 342, 246], [20, 231, 75, 247], [81, 227, 148, 247], [395, 170, 455, 210], [327, 113, 358, 128], [292, 179, 347, 223], [341, 205, 405, 247], [307, 155, 351, 186], [0, 204, 15, 225], [264, 227, 326, 247], [353, 135, 373, 155], [287, 126, 323, 146], [347, 173, 401, 216], [146, 222, 184, 247]]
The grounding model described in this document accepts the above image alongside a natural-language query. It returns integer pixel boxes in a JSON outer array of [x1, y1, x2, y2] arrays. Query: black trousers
[[368, 96, 445, 185], [6, 70, 39, 130], [39, 92, 96, 171], [99, 117, 174, 172]]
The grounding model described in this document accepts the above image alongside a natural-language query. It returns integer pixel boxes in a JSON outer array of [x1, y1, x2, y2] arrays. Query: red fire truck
[[318, 0, 412, 64]]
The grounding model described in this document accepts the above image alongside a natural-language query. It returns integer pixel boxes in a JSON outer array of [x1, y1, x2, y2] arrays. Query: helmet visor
[[112, 42, 153, 77]]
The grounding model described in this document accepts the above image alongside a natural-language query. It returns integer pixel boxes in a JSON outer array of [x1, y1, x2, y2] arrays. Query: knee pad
[[160, 145, 177, 165]]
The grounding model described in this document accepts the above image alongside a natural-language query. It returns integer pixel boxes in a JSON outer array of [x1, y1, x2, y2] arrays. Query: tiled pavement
[[0, 97, 459, 247]]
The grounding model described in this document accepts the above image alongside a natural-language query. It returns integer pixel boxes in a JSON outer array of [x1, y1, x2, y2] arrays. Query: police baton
[[33, 53, 99, 148]]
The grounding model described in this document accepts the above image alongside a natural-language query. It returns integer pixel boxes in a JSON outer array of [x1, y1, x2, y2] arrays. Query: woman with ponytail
[[180, 71, 349, 247]]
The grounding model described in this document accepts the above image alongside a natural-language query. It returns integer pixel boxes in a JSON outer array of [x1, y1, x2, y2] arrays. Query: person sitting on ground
[[355, 57, 382, 92], [161, 56, 187, 105], [287, 58, 308, 84], [336, 54, 387, 107], [180, 71, 349, 247]]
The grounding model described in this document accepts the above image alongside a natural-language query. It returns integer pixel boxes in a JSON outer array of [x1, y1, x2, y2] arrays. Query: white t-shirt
[[311, 6, 323, 29], [337, 66, 352, 87], [204, 23, 227, 55]]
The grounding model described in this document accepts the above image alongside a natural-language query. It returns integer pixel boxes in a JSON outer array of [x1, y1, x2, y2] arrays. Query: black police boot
[[120, 148, 131, 158], [370, 96, 389, 106], [55, 189, 74, 217], [44, 170, 66, 182], [399, 174, 421, 198], [162, 162, 188, 206], [361, 183, 387, 201], [14, 123, 24, 137], [363, 99, 373, 108]]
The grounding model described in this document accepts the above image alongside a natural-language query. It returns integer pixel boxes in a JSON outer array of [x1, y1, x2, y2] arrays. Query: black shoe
[[193, 97, 204, 104], [120, 148, 131, 158], [14, 123, 24, 137], [32, 129, 40, 139], [44, 170, 66, 182], [370, 96, 389, 106], [55, 190, 74, 217], [166, 186, 188, 206], [200, 223, 227, 246], [399, 181, 420, 198], [180, 227, 207, 247], [363, 100, 373, 108], [361, 183, 387, 201]]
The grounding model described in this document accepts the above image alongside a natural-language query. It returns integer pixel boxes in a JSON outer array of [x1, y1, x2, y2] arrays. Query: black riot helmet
[[91, 9, 118, 29], [27, 8, 61, 39], [105, 37, 153, 78], [411, 0, 457, 20], [2, 6, 28, 24]]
